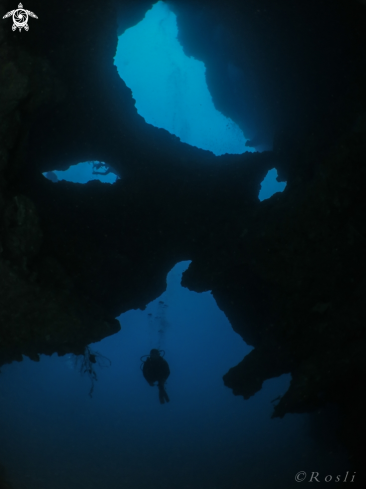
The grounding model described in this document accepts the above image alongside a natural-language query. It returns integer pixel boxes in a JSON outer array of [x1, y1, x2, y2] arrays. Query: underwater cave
[[43, 1, 285, 199], [1, 0, 366, 488], [0, 262, 349, 488]]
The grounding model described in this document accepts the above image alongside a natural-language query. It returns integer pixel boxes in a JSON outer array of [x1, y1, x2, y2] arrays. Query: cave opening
[[114, 1, 254, 156], [42, 0, 287, 199], [0, 261, 348, 488], [259, 169, 287, 201], [43, 1, 286, 200], [43, 162, 286, 201], [43, 161, 119, 184]]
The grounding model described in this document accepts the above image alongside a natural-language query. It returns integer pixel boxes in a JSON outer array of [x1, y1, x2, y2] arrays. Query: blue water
[[43, 0, 288, 199], [45, 162, 118, 184], [259, 168, 286, 201], [114, 1, 254, 156], [0, 262, 348, 488]]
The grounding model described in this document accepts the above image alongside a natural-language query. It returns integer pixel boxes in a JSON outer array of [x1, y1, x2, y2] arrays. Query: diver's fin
[[158, 384, 169, 404]]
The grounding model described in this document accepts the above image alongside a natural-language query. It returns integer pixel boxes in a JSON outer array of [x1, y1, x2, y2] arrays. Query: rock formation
[[1, 0, 365, 483]]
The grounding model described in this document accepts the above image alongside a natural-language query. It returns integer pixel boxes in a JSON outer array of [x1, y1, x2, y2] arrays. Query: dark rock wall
[[169, 0, 366, 149], [1, 0, 366, 481]]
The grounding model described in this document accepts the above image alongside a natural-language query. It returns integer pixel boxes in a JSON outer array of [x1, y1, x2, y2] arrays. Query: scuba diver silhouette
[[141, 349, 170, 404]]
